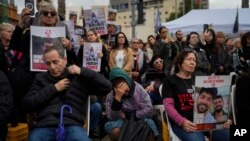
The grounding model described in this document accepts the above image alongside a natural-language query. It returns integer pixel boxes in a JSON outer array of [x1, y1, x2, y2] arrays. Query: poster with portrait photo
[[83, 7, 107, 35], [107, 8, 117, 22], [30, 26, 66, 72], [82, 42, 102, 72], [193, 75, 232, 131], [69, 11, 78, 25]]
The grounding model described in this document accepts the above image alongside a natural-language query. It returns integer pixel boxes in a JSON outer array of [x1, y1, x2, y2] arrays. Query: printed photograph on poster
[[69, 11, 78, 25], [193, 75, 232, 131], [107, 8, 117, 22], [84, 7, 107, 35], [30, 26, 66, 72], [82, 42, 102, 72]]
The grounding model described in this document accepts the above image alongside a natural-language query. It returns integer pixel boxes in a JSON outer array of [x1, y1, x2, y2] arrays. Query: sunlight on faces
[[180, 53, 196, 73], [43, 50, 67, 77], [197, 92, 213, 113]]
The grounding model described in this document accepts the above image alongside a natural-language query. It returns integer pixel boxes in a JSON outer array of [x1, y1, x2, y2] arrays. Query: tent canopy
[[162, 8, 250, 35]]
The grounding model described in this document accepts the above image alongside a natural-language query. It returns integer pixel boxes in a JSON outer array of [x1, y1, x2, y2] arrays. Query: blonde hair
[[0, 22, 14, 38], [38, 1, 58, 26]]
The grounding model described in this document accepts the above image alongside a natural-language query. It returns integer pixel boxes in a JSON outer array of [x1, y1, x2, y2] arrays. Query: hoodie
[[106, 67, 153, 120]]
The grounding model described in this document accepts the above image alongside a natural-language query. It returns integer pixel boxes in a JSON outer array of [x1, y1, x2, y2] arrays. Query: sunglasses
[[154, 60, 163, 65], [41, 11, 57, 17], [133, 42, 139, 44]]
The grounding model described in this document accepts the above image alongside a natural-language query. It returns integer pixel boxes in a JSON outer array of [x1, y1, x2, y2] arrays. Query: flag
[[233, 8, 239, 34], [154, 8, 161, 34]]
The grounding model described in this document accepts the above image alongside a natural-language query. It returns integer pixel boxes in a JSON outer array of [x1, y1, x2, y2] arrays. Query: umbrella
[[56, 104, 72, 141]]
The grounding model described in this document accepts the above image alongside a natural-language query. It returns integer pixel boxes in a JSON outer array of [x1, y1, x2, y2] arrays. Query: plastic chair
[[230, 84, 237, 125], [158, 84, 181, 141]]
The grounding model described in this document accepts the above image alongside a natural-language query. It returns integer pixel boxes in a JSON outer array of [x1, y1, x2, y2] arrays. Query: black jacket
[[23, 68, 112, 128], [0, 71, 13, 125]]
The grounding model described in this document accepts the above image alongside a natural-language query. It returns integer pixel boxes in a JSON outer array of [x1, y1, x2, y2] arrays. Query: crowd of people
[[1, 0, 250, 141]]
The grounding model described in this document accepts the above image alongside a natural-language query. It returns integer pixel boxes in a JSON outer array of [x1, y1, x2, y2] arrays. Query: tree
[[242, 0, 249, 8], [58, 0, 65, 20]]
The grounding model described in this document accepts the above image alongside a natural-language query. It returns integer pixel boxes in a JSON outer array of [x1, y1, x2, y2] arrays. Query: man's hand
[[223, 119, 232, 128], [54, 78, 70, 92], [19, 8, 31, 28], [67, 65, 81, 75], [182, 119, 197, 132], [60, 37, 72, 51]]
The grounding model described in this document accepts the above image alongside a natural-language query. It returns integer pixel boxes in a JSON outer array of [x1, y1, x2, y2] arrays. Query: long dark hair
[[113, 32, 129, 49]]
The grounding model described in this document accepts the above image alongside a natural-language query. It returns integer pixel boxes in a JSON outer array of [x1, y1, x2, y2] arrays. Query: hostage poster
[[30, 26, 66, 72], [193, 75, 232, 131], [83, 7, 107, 35], [82, 42, 102, 72]]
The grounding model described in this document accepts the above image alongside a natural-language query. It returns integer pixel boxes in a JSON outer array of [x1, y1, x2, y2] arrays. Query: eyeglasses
[[154, 60, 163, 65], [23, 13, 31, 16], [41, 11, 57, 17], [132, 42, 139, 44]]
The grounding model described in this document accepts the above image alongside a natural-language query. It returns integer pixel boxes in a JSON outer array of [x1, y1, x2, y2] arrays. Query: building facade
[[0, 0, 18, 24], [109, 0, 183, 41]]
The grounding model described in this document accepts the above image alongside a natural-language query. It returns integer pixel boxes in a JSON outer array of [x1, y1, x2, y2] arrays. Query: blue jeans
[[90, 102, 102, 131], [212, 128, 229, 141], [172, 124, 229, 141], [28, 126, 90, 141], [172, 124, 206, 141]]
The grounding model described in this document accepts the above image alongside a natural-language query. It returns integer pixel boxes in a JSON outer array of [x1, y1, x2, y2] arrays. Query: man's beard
[[197, 104, 208, 113], [215, 106, 223, 113]]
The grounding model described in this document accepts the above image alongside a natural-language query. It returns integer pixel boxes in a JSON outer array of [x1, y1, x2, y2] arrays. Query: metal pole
[[131, 0, 137, 38], [175, 0, 178, 19], [183, 0, 185, 15]]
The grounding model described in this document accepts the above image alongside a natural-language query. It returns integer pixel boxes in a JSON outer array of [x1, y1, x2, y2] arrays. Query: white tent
[[162, 8, 250, 35]]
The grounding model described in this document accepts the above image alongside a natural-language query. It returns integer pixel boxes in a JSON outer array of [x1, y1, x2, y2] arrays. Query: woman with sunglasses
[[8, 1, 78, 125], [143, 55, 167, 105]]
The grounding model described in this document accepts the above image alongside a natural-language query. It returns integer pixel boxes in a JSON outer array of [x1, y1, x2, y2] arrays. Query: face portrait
[[176, 31, 184, 41], [0, 26, 13, 42], [43, 50, 67, 77], [153, 58, 163, 71], [40, 9, 57, 26], [87, 31, 97, 42], [114, 80, 130, 96], [117, 33, 126, 45], [189, 33, 199, 46], [131, 39, 139, 49], [197, 91, 213, 114], [148, 36, 155, 45], [70, 14, 77, 25], [160, 27, 168, 39], [213, 97, 224, 113], [108, 12, 116, 21], [180, 52, 196, 74]]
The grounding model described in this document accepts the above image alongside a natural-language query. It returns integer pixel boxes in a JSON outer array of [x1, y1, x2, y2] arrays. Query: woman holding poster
[[77, 29, 108, 77], [162, 50, 230, 141]]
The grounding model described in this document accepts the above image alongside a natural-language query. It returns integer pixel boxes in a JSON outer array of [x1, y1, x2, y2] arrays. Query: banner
[[30, 26, 66, 72], [82, 42, 102, 72], [193, 75, 232, 131]]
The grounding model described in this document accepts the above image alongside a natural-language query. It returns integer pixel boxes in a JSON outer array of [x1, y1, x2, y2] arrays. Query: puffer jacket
[[23, 68, 112, 128]]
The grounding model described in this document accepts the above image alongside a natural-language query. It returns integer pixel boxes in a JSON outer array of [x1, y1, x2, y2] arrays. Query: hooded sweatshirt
[[106, 67, 153, 120]]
